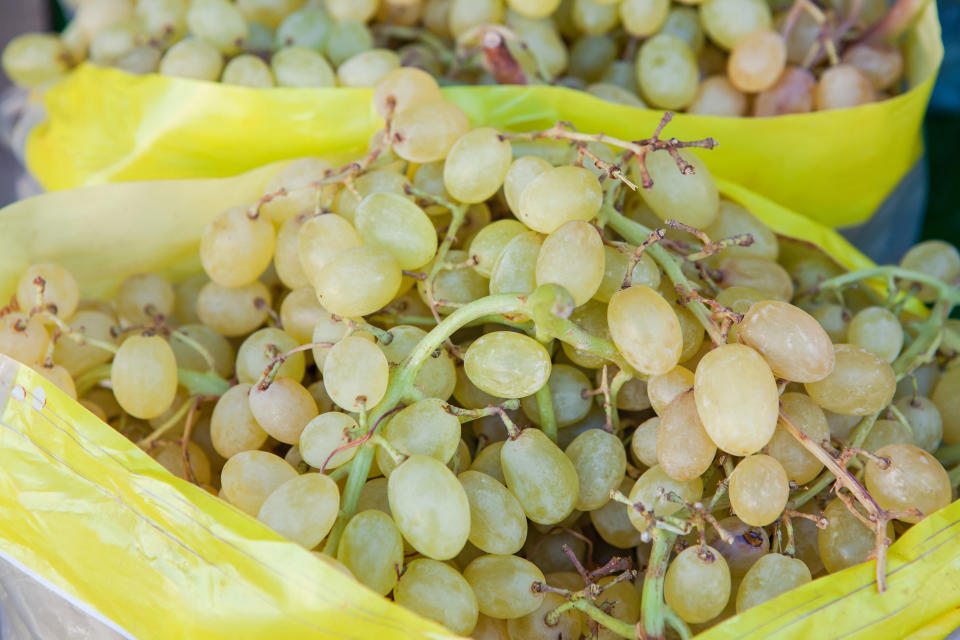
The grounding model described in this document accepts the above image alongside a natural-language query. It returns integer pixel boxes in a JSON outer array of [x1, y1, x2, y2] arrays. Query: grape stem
[[137, 396, 196, 448], [640, 529, 676, 640], [814, 266, 960, 306], [533, 380, 558, 443], [663, 604, 692, 640]]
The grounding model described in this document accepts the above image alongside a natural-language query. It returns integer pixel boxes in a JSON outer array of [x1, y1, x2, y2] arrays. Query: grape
[[504, 14, 568, 79], [442, 128, 513, 204], [236, 327, 304, 384], [565, 428, 626, 510], [636, 34, 699, 110], [325, 0, 378, 22], [337, 49, 401, 87], [357, 193, 438, 270], [590, 476, 646, 548], [221, 54, 276, 87], [664, 545, 731, 623], [630, 417, 660, 467], [469, 219, 527, 278], [373, 66, 443, 119], [535, 220, 605, 306], [489, 231, 543, 295], [277, 288, 322, 345], [933, 367, 960, 444], [862, 418, 914, 452], [842, 43, 904, 91], [699, 0, 772, 50], [517, 166, 602, 234], [388, 454, 471, 559], [611, 371, 652, 411], [810, 303, 850, 343], [472, 614, 510, 640], [848, 306, 904, 363], [377, 398, 460, 475], [390, 100, 471, 163], [766, 393, 829, 483], [619, 0, 669, 36], [248, 376, 319, 444], [187, 0, 248, 54], [738, 300, 834, 382], [661, 5, 704, 53], [111, 335, 177, 420], [501, 428, 579, 524], [52, 310, 116, 376], [818, 497, 892, 573], [395, 558, 480, 635], [893, 396, 942, 453], [706, 516, 769, 578], [210, 383, 269, 458], [633, 149, 719, 228], [688, 75, 748, 117], [717, 256, 794, 301], [471, 444, 506, 487], [865, 444, 951, 523], [159, 37, 224, 80], [173, 273, 208, 325], [463, 554, 545, 619], [1, 33, 69, 87], [299, 412, 359, 469], [31, 363, 77, 399], [323, 336, 389, 412], [675, 304, 705, 362], [464, 332, 551, 398], [657, 390, 717, 481], [459, 470, 528, 555], [705, 201, 779, 261], [508, 0, 562, 18], [899, 240, 960, 303], [337, 509, 404, 595], [561, 300, 611, 369], [502, 157, 552, 222], [380, 325, 456, 400], [627, 465, 702, 532], [736, 553, 811, 613], [271, 46, 336, 87], [647, 365, 693, 415], [88, 23, 136, 66], [507, 592, 581, 640], [16, 263, 79, 320], [259, 158, 334, 227], [805, 344, 896, 416], [520, 364, 592, 427], [753, 66, 816, 117], [814, 64, 875, 111], [728, 454, 789, 526], [257, 473, 339, 548], [571, 0, 619, 35], [586, 83, 647, 107], [324, 19, 374, 66], [607, 285, 682, 376], [137, 0, 187, 42], [897, 362, 941, 400], [594, 577, 642, 640], [275, 7, 332, 50], [153, 440, 211, 484], [298, 214, 363, 285], [448, 0, 505, 36], [220, 450, 297, 516], [694, 344, 778, 455], [569, 35, 617, 81], [237, 0, 303, 27], [727, 29, 786, 93], [314, 245, 402, 317]]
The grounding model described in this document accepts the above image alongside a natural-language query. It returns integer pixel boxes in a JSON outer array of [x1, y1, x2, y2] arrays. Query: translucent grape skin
[[736, 553, 811, 613], [535, 220, 605, 306], [627, 465, 703, 533], [394, 558, 479, 635], [804, 344, 896, 416], [632, 148, 719, 228], [818, 497, 892, 573], [501, 428, 580, 525], [565, 428, 627, 511], [200, 206, 276, 287], [728, 454, 789, 526], [376, 398, 461, 476], [323, 336, 389, 412], [664, 545, 731, 624], [248, 376, 319, 444], [657, 390, 717, 481], [738, 300, 835, 382], [458, 470, 528, 555], [299, 412, 359, 470], [111, 335, 178, 420], [608, 285, 683, 376], [443, 128, 513, 204], [355, 193, 437, 270], [220, 450, 297, 516], [765, 392, 829, 484], [517, 166, 603, 234], [257, 473, 339, 549], [463, 332, 552, 399], [337, 509, 404, 595], [463, 554, 546, 619], [864, 444, 951, 523]]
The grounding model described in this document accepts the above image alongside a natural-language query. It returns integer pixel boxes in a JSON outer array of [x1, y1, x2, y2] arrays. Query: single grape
[[738, 300, 834, 382], [706, 516, 770, 578], [323, 336, 389, 412], [463, 554, 545, 619], [299, 411, 358, 470], [865, 444, 951, 523], [818, 497, 891, 573], [753, 66, 816, 117], [275, 7, 332, 50], [620, 0, 669, 36], [608, 285, 682, 376], [565, 428, 627, 510], [699, 0, 772, 50], [489, 231, 543, 296], [337, 509, 404, 595], [534, 220, 605, 306], [380, 325, 456, 400], [464, 332, 551, 399], [324, 19, 374, 66], [116, 273, 175, 325], [647, 365, 694, 415], [633, 148, 719, 228], [235, 327, 304, 384], [862, 418, 915, 452], [766, 392, 829, 483], [629, 417, 660, 467], [637, 34, 699, 109], [377, 398, 460, 475], [111, 335, 178, 420], [257, 473, 339, 549], [848, 306, 904, 363], [728, 454, 789, 526], [221, 54, 275, 87], [390, 99, 470, 163], [704, 200, 779, 261], [373, 66, 443, 119], [814, 64, 875, 111], [16, 263, 79, 320], [657, 390, 717, 481], [518, 166, 602, 234], [196, 281, 271, 337], [805, 344, 896, 416], [444, 128, 513, 204], [395, 558, 480, 635], [220, 450, 297, 516], [469, 219, 528, 278], [153, 440, 211, 484], [627, 465, 702, 532], [314, 245, 402, 317], [899, 240, 960, 303], [571, 0, 620, 35], [2, 33, 70, 87], [736, 553, 811, 613], [355, 193, 437, 270], [727, 29, 786, 92], [52, 310, 116, 376], [664, 545, 731, 623], [717, 256, 794, 301], [210, 383, 268, 458], [459, 470, 528, 555], [271, 46, 336, 87], [501, 428, 579, 525], [248, 376, 319, 444], [893, 396, 942, 453]]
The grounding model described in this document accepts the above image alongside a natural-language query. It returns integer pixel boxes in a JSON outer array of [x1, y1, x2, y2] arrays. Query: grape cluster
[[2, 0, 919, 117], [2, 67, 958, 638]]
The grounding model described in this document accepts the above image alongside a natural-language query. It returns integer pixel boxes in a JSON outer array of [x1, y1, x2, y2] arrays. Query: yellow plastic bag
[[0, 164, 957, 640], [25, 4, 941, 229]]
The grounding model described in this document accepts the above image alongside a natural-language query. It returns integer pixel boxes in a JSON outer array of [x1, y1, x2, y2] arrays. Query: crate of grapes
[[1, 70, 959, 639], [2, 0, 943, 240]]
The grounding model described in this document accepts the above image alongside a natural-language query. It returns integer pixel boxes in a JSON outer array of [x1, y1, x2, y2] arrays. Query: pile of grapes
[[2, 0, 922, 116], [2, 67, 958, 639]]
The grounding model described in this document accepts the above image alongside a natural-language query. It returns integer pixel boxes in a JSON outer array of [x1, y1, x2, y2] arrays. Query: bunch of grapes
[[2, 0, 924, 117], [2, 67, 958, 639]]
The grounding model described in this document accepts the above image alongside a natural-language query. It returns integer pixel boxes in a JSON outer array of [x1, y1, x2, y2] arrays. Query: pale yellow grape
[[534, 220, 605, 306], [377, 398, 460, 476], [159, 37, 223, 79], [819, 498, 892, 573], [664, 546, 731, 623], [633, 149, 718, 228], [503, 156, 552, 217], [565, 428, 626, 510], [337, 509, 404, 595], [298, 214, 362, 285], [418, 248, 490, 315], [395, 558, 479, 635], [506, 14, 568, 79], [235, 328, 303, 384], [449, 438, 473, 474], [323, 336, 389, 412], [508, 0, 561, 18], [848, 306, 903, 363], [865, 444, 950, 523], [115, 273, 175, 325], [153, 441, 210, 484], [699, 0, 772, 50], [196, 281, 271, 337], [443, 128, 513, 204], [2, 33, 70, 87], [572, 0, 619, 35], [899, 240, 960, 303], [16, 263, 79, 320], [31, 363, 77, 399], [718, 256, 794, 300], [271, 46, 336, 87], [594, 245, 660, 303], [464, 332, 551, 398], [688, 75, 748, 116], [388, 454, 471, 559], [137, 0, 187, 41], [727, 29, 786, 92], [489, 231, 543, 295], [736, 553, 811, 613], [637, 34, 699, 110], [88, 22, 136, 66], [0, 314, 49, 365], [738, 300, 834, 382], [52, 310, 117, 376], [810, 303, 850, 343], [894, 396, 942, 453], [458, 470, 528, 555], [469, 220, 527, 278], [657, 390, 717, 481], [472, 614, 510, 640], [675, 304, 705, 362], [695, 344, 778, 455], [569, 34, 617, 81], [627, 466, 701, 534], [863, 418, 914, 452], [704, 201, 778, 261], [766, 393, 829, 483], [390, 99, 470, 163], [630, 417, 660, 467], [248, 376, 319, 444], [261, 158, 334, 226], [471, 441, 506, 484], [336, 48, 400, 87], [111, 335, 177, 420], [614, 373, 652, 411], [355, 193, 437, 270], [314, 245, 402, 317], [300, 412, 359, 469], [593, 578, 642, 640], [448, 0, 504, 37], [373, 66, 443, 119], [275, 6, 332, 54], [805, 344, 896, 416], [325, 0, 378, 22], [933, 368, 960, 445], [620, 0, 669, 36], [221, 450, 297, 516], [518, 166, 602, 234], [520, 364, 592, 427], [210, 383, 269, 458], [587, 83, 647, 108], [380, 325, 456, 400], [729, 454, 789, 526], [706, 516, 769, 578], [814, 64, 875, 111], [647, 365, 693, 415], [257, 473, 339, 548], [221, 54, 275, 87], [463, 555, 545, 619], [591, 477, 646, 548], [174, 273, 208, 325], [714, 285, 767, 342], [608, 285, 682, 376], [501, 428, 579, 524], [278, 287, 324, 344], [187, 0, 247, 53]]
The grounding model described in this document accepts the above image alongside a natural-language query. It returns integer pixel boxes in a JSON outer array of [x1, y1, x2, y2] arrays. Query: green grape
[[863, 418, 914, 452], [324, 19, 373, 66], [242, 21, 275, 55], [568, 34, 617, 82], [314, 245, 402, 317], [261, 157, 335, 226], [893, 396, 942, 453], [472, 614, 510, 640], [590, 476, 646, 548], [235, 328, 304, 384], [325, 0, 378, 22], [464, 332, 551, 398], [736, 553, 811, 613], [489, 231, 543, 296], [633, 148, 719, 228], [705, 516, 769, 578], [810, 303, 850, 343], [390, 99, 471, 163], [629, 417, 659, 467], [441, 128, 513, 204], [248, 376, 319, 444], [607, 285, 682, 376], [594, 577, 642, 640], [520, 363, 592, 427], [572, 0, 619, 35], [647, 365, 693, 415], [337, 509, 404, 595], [459, 470, 528, 555], [355, 193, 437, 270], [565, 428, 626, 510], [738, 300, 835, 382], [1, 33, 70, 87], [508, 0, 562, 18], [766, 392, 829, 483], [357, 477, 391, 515], [221, 54, 275, 87], [275, 7, 332, 50], [661, 5, 704, 53], [507, 592, 580, 640], [237, 0, 303, 28], [534, 220, 605, 306], [717, 256, 794, 301], [114, 273, 173, 326], [298, 213, 362, 285], [210, 383, 269, 458], [323, 336, 389, 412], [689, 74, 748, 116], [395, 558, 480, 635], [627, 465, 702, 532], [865, 444, 950, 523], [380, 325, 456, 400], [805, 344, 896, 416], [186, 0, 248, 54], [220, 450, 297, 516], [848, 306, 904, 363], [88, 23, 136, 66], [271, 46, 336, 87], [518, 166, 602, 234], [159, 38, 224, 80], [505, 13, 568, 78], [52, 310, 117, 376], [613, 372, 651, 410], [469, 220, 527, 278], [299, 412, 358, 469], [729, 454, 789, 526], [561, 300, 611, 369], [388, 454, 471, 559], [449, 0, 505, 37], [337, 49, 401, 87], [933, 367, 960, 445], [636, 34, 699, 110], [16, 263, 79, 320], [471, 441, 506, 484], [818, 497, 892, 573], [704, 201, 778, 260], [137, 0, 188, 42], [594, 245, 660, 303], [257, 473, 339, 548], [111, 335, 178, 420], [463, 555, 546, 619], [503, 156, 552, 218], [174, 273, 209, 325], [278, 287, 324, 344], [501, 428, 579, 524], [113, 46, 161, 76], [675, 304, 705, 362], [699, 0, 772, 50], [600, 59, 639, 93], [664, 545, 731, 623], [586, 83, 647, 107], [900, 240, 960, 302], [373, 66, 443, 119], [377, 399, 461, 476], [620, 0, 669, 36], [657, 390, 717, 481]]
